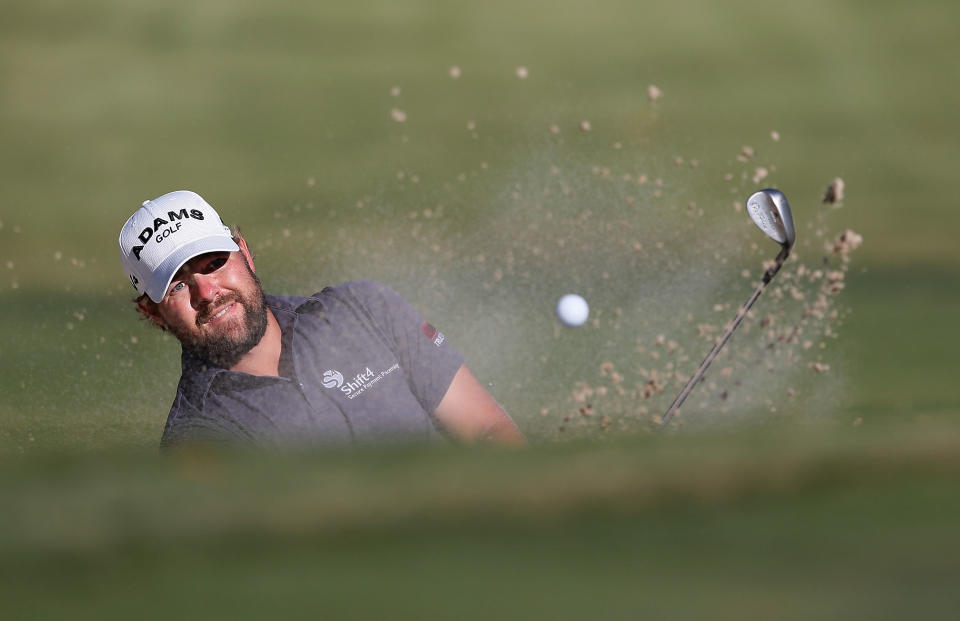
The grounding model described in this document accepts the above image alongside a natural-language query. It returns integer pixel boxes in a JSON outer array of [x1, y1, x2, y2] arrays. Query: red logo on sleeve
[[421, 321, 438, 340], [421, 321, 445, 347]]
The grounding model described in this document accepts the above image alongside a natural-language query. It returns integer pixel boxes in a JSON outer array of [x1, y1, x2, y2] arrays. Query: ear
[[235, 233, 256, 273], [137, 297, 167, 329]]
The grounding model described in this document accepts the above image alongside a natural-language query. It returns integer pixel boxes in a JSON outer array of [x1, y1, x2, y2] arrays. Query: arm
[[432, 364, 526, 446]]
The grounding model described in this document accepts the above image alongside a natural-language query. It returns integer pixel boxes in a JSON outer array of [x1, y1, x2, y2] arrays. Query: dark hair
[[133, 292, 164, 331]]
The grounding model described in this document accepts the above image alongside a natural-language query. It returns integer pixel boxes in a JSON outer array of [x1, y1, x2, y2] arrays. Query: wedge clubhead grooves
[[747, 188, 796, 250]]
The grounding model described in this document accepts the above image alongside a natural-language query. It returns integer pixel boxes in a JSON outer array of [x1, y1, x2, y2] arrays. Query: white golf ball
[[556, 294, 589, 327]]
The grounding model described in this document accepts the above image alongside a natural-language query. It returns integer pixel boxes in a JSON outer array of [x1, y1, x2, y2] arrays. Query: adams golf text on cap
[[119, 190, 239, 303]]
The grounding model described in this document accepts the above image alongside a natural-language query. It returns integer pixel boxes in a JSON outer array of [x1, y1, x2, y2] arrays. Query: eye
[[203, 256, 228, 273], [169, 281, 186, 294]]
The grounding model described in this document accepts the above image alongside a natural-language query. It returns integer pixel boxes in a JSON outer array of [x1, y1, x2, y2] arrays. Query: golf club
[[661, 188, 796, 426]]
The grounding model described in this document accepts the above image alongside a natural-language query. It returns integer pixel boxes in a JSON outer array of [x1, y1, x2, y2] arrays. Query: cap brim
[[146, 235, 240, 303]]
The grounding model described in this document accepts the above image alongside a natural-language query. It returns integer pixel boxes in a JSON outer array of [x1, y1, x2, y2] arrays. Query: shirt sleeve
[[341, 280, 465, 414]]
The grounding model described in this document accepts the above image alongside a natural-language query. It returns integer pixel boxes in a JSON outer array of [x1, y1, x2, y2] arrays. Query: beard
[[169, 264, 269, 369]]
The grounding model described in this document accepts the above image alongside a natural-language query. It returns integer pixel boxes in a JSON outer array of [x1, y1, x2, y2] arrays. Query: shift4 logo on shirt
[[322, 364, 400, 399], [321, 370, 344, 389]]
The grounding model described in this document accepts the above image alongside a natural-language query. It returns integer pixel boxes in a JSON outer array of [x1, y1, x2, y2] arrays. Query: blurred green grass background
[[2, 0, 959, 617]]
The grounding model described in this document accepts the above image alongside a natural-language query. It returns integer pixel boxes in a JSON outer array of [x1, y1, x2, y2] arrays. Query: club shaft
[[661, 247, 789, 426]]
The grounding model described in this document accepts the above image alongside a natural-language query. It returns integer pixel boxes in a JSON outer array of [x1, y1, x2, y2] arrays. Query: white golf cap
[[119, 190, 239, 303]]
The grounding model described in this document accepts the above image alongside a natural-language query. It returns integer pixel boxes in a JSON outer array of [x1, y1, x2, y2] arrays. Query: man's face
[[153, 250, 268, 368]]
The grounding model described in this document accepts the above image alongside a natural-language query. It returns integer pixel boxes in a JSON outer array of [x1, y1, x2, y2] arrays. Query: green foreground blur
[[3, 424, 960, 619]]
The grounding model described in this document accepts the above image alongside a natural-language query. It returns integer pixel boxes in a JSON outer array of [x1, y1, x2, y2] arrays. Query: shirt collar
[[175, 293, 312, 410]]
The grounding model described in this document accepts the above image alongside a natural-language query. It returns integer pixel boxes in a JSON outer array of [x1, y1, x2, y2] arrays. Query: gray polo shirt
[[159, 281, 464, 450]]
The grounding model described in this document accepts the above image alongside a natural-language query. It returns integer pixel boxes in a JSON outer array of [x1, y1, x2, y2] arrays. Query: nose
[[190, 272, 221, 309]]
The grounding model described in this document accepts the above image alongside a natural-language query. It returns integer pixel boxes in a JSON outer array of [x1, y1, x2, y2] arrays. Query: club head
[[746, 189, 796, 250]]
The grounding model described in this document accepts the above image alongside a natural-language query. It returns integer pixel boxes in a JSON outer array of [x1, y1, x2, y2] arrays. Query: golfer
[[120, 190, 525, 450]]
